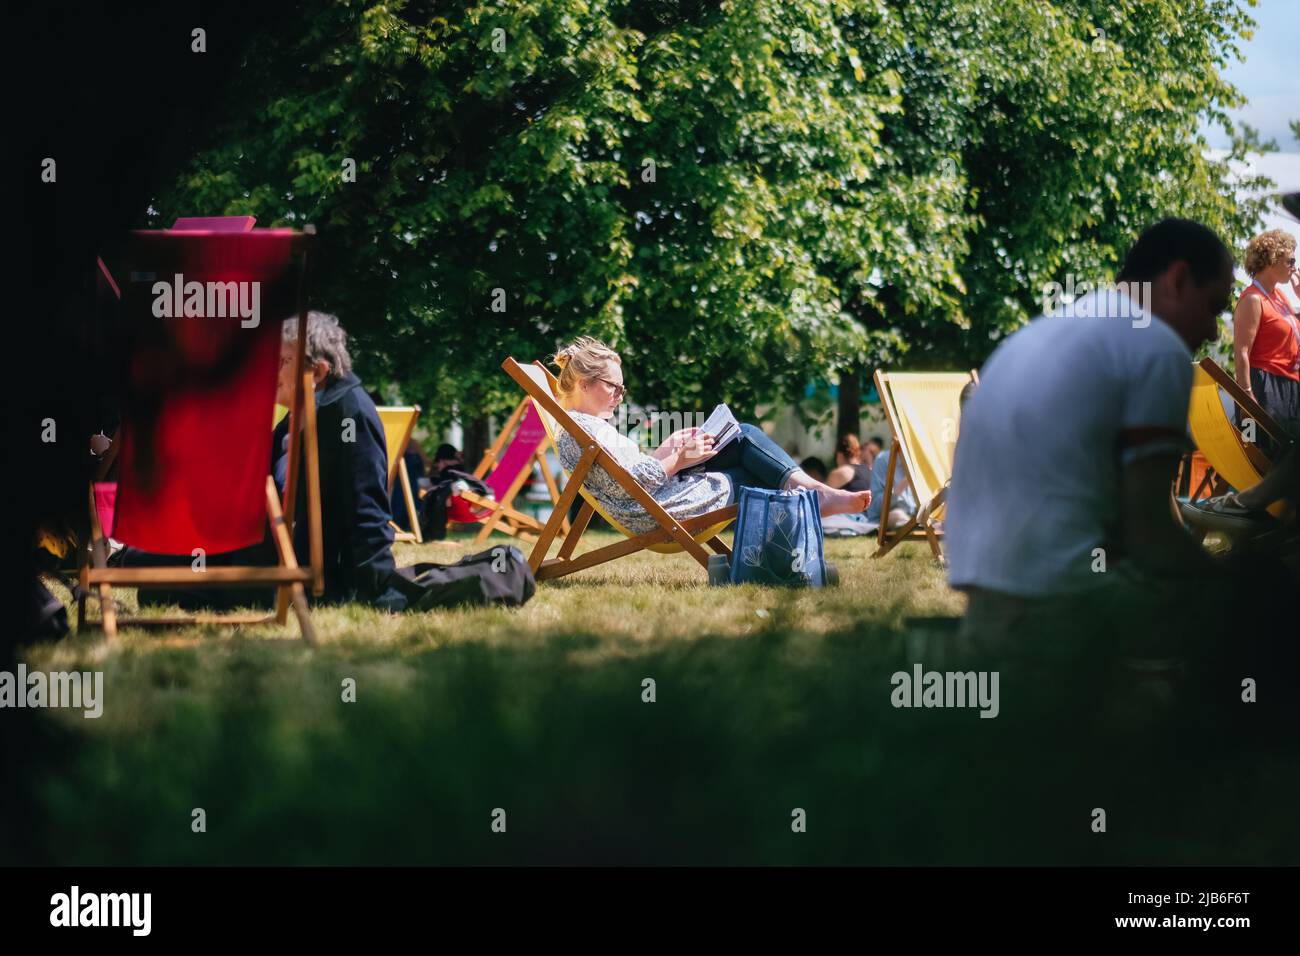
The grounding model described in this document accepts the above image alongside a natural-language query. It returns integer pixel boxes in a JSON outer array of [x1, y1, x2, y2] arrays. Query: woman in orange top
[[1234, 229, 1300, 441]]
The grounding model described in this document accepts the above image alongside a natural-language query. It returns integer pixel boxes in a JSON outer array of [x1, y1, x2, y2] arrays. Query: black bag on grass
[[391, 545, 536, 610], [420, 467, 491, 540]]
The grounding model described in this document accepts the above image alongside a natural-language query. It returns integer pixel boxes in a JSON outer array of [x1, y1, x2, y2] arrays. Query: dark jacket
[[273, 372, 407, 611]]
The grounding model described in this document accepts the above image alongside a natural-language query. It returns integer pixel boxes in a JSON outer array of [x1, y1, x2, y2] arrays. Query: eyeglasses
[[595, 377, 626, 399]]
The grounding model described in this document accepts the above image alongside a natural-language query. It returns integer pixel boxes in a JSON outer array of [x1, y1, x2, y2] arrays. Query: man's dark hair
[[1117, 218, 1233, 285], [867, 436, 885, 447]]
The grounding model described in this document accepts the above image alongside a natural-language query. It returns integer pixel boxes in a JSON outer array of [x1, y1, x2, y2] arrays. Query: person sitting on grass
[[864, 435, 884, 471], [549, 336, 870, 535], [865, 441, 916, 531], [272, 312, 406, 610], [827, 434, 874, 492]]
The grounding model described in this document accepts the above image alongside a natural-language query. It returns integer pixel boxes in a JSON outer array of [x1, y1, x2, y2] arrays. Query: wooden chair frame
[[79, 230, 323, 645], [1175, 357, 1297, 549], [455, 395, 570, 544], [502, 357, 737, 581], [871, 368, 979, 562], [377, 405, 424, 544], [1191, 356, 1292, 479]]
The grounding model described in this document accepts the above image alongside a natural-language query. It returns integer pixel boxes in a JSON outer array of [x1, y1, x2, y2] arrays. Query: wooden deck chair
[[376, 405, 424, 544], [501, 357, 738, 581], [871, 369, 978, 561], [449, 396, 569, 543], [79, 224, 323, 645], [1179, 357, 1295, 534]]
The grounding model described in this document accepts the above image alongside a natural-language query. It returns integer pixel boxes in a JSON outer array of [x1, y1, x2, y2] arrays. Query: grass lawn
[[15, 530, 1300, 865]]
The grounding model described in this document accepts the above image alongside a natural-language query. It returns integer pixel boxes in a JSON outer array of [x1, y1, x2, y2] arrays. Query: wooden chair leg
[[706, 536, 731, 558], [85, 485, 117, 636], [558, 501, 594, 561], [872, 511, 919, 559], [875, 442, 899, 551], [474, 498, 511, 544], [537, 447, 570, 535], [399, 459, 423, 544], [266, 478, 317, 647], [923, 521, 944, 562], [528, 446, 595, 572], [288, 582, 318, 646], [75, 536, 89, 631]]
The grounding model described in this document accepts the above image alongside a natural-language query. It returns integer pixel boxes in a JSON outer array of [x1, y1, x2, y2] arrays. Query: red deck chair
[[87, 217, 258, 502], [80, 222, 323, 644], [450, 397, 569, 543]]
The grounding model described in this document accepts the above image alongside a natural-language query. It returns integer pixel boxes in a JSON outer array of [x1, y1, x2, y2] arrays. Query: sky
[[1208, 0, 1299, 306], [1202, 0, 1298, 151]]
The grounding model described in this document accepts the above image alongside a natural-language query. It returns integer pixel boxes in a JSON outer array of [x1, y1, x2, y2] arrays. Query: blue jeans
[[693, 422, 801, 504]]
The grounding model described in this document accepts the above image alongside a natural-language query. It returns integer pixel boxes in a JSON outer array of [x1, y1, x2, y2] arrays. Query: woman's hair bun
[[550, 336, 621, 395]]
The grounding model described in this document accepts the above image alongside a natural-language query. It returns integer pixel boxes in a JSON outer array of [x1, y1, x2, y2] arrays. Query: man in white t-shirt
[[946, 219, 1236, 647]]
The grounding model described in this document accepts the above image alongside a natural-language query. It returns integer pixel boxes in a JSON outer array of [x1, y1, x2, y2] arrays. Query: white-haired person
[[270, 311, 406, 610], [548, 337, 870, 535]]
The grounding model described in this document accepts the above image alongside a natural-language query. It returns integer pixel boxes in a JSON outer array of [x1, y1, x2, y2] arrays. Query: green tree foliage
[[153, 0, 1271, 429]]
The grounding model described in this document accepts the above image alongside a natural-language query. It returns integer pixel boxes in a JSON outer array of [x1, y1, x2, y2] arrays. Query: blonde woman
[[550, 337, 871, 535], [1234, 228, 1300, 441]]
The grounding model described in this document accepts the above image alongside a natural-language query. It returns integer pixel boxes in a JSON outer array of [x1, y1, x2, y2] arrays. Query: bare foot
[[816, 487, 871, 516]]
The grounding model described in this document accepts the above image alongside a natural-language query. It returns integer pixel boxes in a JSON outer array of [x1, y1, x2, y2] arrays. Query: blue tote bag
[[726, 487, 836, 587]]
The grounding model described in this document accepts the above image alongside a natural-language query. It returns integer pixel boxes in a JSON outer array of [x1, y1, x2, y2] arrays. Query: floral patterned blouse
[[555, 411, 731, 535]]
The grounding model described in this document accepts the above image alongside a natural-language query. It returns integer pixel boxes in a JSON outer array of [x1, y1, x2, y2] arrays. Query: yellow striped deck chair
[[376, 405, 424, 543], [1183, 358, 1293, 523], [871, 369, 978, 561], [501, 357, 737, 582]]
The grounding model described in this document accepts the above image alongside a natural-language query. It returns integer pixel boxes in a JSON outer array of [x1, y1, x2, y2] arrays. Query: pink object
[[171, 216, 257, 232], [486, 405, 546, 498], [448, 405, 549, 524], [93, 482, 117, 537]]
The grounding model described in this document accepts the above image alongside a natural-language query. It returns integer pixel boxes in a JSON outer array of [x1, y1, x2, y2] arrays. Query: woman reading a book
[[551, 337, 870, 535]]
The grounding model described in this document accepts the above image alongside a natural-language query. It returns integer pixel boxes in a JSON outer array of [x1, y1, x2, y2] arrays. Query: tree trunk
[[837, 361, 863, 441], [463, 414, 490, 473]]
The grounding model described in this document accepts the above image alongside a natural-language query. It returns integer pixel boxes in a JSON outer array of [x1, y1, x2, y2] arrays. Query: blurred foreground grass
[[12, 531, 1298, 865]]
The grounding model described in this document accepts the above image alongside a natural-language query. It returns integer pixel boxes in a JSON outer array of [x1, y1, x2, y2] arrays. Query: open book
[[699, 403, 740, 452]]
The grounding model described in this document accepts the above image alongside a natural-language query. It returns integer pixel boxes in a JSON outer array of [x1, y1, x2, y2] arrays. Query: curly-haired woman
[[1234, 228, 1300, 440]]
